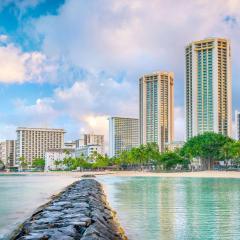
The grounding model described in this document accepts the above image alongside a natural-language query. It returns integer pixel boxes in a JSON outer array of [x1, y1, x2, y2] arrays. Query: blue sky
[[1, 0, 240, 143]]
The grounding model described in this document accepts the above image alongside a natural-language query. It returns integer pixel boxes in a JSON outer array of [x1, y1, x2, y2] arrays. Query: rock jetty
[[11, 179, 127, 240]]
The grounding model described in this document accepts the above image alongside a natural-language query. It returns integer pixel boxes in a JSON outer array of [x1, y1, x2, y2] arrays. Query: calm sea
[[0, 175, 240, 239], [0, 174, 76, 239], [98, 176, 240, 240]]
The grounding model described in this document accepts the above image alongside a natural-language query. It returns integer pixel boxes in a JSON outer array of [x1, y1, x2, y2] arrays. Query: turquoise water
[[98, 176, 240, 240], [0, 174, 76, 239], [0, 175, 240, 240]]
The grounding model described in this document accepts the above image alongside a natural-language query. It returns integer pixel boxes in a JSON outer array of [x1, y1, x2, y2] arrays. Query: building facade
[[75, 134, 104, 154], [185, 38, 232, 140], [235, 111, 240, 140], [108, 117, 139, 157], [45, 148, 75, 171], [0, 140, 16, 167], [139, 71, 174, 152], [75, 144, 102, 162], [16, 127, 65, 165], [64, 141, 76, 149]]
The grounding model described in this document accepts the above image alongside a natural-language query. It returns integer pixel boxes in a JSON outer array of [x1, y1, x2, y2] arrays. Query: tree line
[[15, 132, 240, 171]]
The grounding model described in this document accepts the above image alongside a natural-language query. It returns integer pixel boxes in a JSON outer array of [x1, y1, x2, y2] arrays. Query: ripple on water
[[97, 176, 240, 240]]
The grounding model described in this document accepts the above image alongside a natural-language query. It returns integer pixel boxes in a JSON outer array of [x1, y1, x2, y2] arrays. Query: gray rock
[[12, 179, 127, 240], [72, 202, 89, 208]]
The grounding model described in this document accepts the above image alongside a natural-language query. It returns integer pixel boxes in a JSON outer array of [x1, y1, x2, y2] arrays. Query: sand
[[4, 170, 240, 179]]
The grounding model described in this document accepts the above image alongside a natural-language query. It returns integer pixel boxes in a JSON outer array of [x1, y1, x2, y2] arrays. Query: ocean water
[[1, 175, 240, 240], [98, 176, 240, 240], [0, 174, 76, 239]]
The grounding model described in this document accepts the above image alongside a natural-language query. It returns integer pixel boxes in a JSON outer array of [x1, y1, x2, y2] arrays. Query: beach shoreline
[[2, 170, 240, 179]]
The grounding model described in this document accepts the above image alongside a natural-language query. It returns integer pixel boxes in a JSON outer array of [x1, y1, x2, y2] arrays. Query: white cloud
[[3, 0, 240, 141], [0, 41, 57, 84], [13, 98, 59, 128], [0, 44, 26, 83], [33, 0, 240, 74], [33, 0, 240, 141]]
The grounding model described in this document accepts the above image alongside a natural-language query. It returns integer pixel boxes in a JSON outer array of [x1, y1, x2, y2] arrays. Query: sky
[[1, 0, 240, 145]]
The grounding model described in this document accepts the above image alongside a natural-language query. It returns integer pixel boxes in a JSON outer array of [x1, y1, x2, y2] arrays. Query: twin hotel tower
[[109, 37, 232, 156], [0, 37, 235, 167]]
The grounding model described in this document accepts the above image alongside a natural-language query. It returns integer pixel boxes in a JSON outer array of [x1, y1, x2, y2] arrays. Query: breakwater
[[11, 179, 127, 240]]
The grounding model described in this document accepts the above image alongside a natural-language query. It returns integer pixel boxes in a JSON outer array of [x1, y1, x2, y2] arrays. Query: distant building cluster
[[0, 37, 239, 170]]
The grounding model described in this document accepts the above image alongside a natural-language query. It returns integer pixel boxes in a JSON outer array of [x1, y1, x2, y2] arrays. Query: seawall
[[11, 179, 127, 240]]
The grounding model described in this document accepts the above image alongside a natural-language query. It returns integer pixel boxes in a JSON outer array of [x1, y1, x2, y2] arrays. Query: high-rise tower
[[235, 111, 240, 140], [185, 38, 232, 139], [108, 117, 139, 157], [139, 71, 174, 152]]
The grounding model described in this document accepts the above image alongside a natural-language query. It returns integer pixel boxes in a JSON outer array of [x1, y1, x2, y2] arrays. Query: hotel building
[[75, 134, 104, 154], [185, 38, 232, 139], [16, 127, 65, 165], [235, 111, 240, 140], [0, 140, 16, 167], [139, 72, 174, 152], [108, 117, 139, 157], [45, 148, 75, 171]]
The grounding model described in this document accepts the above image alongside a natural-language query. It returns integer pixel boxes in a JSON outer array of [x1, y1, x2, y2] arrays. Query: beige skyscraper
[[16, 127, 65, 165], [139, 71, 174, 152], [185, 38, 232, 139]]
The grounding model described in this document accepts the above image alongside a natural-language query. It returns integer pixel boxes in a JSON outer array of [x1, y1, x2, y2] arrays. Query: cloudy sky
[[0, 0, 240, 144]]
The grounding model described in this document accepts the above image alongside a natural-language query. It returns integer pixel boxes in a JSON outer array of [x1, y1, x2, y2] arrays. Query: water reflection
[[99, 177, 240, 240]]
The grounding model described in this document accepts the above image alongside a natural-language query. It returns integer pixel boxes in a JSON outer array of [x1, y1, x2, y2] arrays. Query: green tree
[[92, 153, 109, 169], [0, 160, 5, 170], [222, 141, 240, 165], [54, 160, 62, 170], [32, 158, 45, 170], [155, 151, 189, 170], [19, 156, 28, 169], [181, 132, 233, 170], [63, 157, 75, 170]]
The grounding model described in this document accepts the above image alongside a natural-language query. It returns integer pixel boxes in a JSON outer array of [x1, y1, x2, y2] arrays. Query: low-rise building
[[75, 134, 104, 154], [75, 144, 102, 163], [44, 148, 75, 171]]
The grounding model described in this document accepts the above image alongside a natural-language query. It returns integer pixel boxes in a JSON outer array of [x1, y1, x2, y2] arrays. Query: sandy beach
[[3, 170, 240, 179]]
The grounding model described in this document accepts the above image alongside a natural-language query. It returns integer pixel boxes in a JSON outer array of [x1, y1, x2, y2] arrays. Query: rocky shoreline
[[10, 179, 127, 240]]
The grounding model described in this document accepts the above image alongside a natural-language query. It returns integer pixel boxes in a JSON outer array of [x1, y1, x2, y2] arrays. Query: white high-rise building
[[139, 71, 174, 152], [185, 38, 232, 139], [16, 127, 65, 165], [0, 140, 16, 167], [235, 111, 240, 140], [108, 117, 139, 157]]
